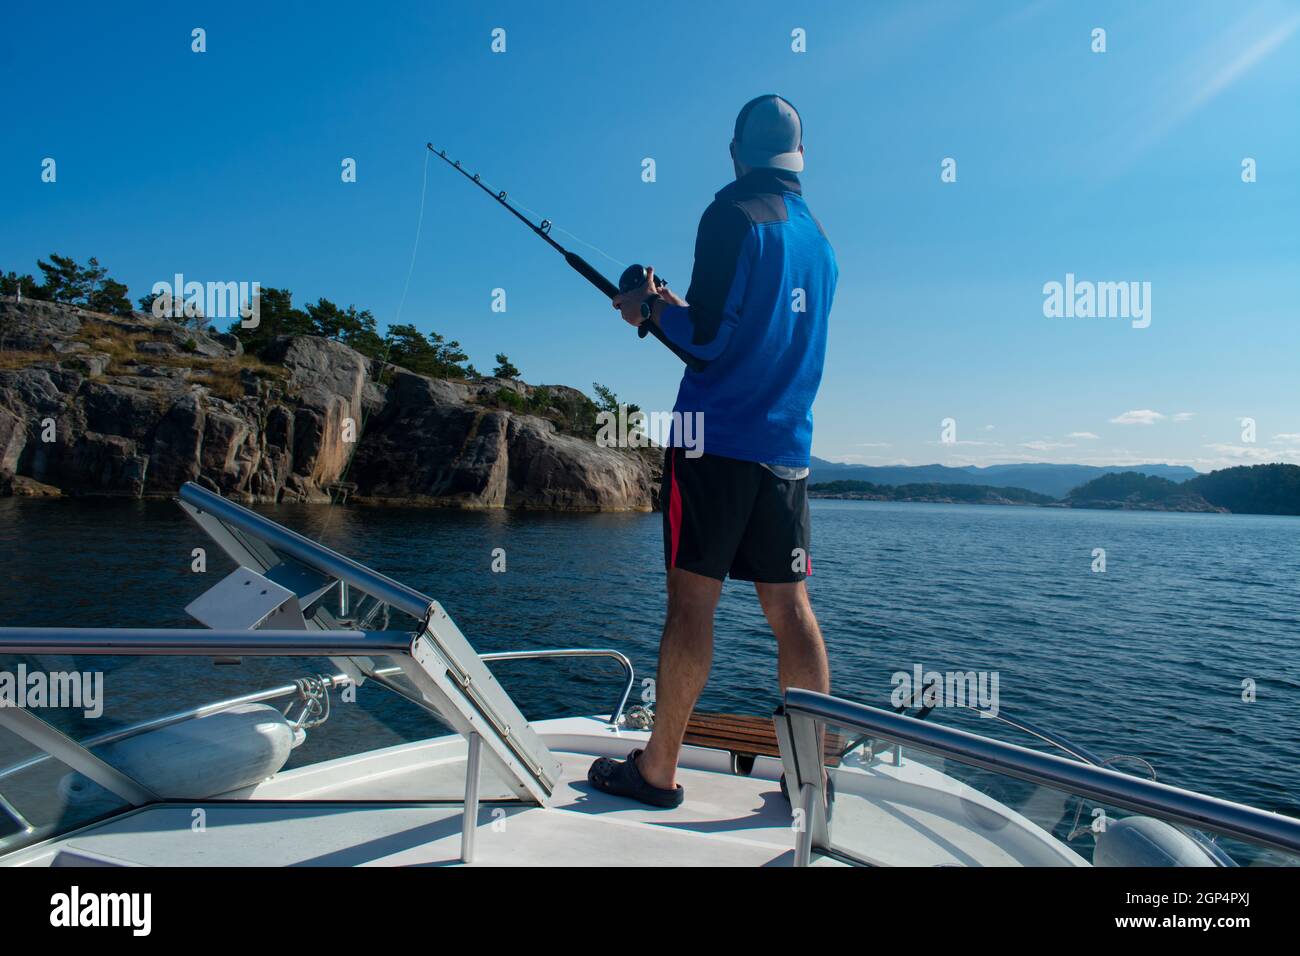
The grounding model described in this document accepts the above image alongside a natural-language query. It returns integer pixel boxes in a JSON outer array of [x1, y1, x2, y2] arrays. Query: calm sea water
[[1, 496, 1298, 821]]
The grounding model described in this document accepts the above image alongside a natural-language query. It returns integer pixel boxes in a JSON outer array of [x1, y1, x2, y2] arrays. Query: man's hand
[[612, 266, 686, 328]]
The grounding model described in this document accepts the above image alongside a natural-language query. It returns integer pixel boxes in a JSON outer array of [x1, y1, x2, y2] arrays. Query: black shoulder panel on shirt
[[734, 191, 789, 226]]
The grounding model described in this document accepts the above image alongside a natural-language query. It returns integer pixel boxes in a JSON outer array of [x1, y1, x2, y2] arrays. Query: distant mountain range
[[808, 458, 1200, 499]]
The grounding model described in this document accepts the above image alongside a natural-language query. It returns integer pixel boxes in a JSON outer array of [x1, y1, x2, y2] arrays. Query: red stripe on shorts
[[668, 448, 683, 567]]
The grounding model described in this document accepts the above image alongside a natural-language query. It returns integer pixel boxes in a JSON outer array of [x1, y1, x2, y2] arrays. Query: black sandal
[[587, 749, 685, 808]]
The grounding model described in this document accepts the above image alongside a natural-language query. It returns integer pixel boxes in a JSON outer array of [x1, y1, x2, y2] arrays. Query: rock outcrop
[[0, 299, 660, 510]]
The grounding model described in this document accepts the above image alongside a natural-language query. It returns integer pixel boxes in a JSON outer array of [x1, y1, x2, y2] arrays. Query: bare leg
[[636, 568, 723, 790], [754, 580, 829, 696], [756, 580, 831, 794]]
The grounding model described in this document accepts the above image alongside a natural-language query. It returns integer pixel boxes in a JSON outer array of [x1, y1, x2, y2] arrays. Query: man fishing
[[589, 94, 838, 808]]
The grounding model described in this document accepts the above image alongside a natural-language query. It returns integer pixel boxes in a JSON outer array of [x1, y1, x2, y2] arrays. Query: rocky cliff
[[0, 299, 660, 510]]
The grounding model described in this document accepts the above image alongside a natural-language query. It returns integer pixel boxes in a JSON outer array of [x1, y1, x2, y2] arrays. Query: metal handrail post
[[461, 733, 483, 864]]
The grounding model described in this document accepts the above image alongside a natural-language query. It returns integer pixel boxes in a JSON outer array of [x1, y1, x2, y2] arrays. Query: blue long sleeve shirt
[[658, 170, 837, 468]]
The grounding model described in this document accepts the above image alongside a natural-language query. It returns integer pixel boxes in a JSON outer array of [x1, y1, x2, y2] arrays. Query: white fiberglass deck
[[11, 754, 801, 867], [3, 718, 1087, 867]]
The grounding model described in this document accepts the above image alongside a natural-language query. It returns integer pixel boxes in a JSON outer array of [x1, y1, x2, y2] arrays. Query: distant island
[[1061, 471, 1223, 512], [810, 465, 1300, 517], [808, 480, 1054, 506], [807, 458, 1199, 499]]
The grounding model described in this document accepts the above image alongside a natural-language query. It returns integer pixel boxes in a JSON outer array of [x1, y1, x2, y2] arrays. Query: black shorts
[[662, 448, 811, 583]]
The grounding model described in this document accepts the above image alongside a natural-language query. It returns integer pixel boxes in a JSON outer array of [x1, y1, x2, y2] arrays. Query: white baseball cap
[[731, 94, 804, 172]]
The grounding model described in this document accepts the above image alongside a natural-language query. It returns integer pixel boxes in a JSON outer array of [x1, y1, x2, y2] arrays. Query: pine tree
[[36, 253, 90, 302], [87, 278, 133, 316], [492, 353, 520, 379]]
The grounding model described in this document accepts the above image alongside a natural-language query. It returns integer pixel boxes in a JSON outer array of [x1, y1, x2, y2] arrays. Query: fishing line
[[440, 159, 629, 273], [318, 146, 432, 533], [549, 225, 628, 273], [502, 193, 628, 272], [393, 145, 432, 325]]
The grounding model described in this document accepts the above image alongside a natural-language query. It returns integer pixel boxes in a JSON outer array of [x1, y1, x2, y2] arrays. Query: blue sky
[[3, 0, 1299, 472]]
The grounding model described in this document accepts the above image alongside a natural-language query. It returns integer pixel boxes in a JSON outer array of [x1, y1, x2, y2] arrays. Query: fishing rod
[[426, 144, 706, 372]]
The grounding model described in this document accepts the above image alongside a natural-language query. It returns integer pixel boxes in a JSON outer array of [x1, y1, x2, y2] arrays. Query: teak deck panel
[[683, 712, 843, 767]]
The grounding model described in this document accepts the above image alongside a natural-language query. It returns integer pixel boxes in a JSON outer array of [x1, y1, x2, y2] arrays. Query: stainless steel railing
[[777, 688, 1300, 865], [877, 681, 1105, 766], [0, 628, 411, 656], [481, 648, 635, 726]]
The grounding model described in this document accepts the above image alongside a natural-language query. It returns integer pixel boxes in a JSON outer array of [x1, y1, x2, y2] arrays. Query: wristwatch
[[639, 293, 661, 323]]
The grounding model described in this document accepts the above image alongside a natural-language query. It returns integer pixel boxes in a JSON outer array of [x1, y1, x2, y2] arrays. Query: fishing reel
[[618, 263, 668, 295], [618, 264, 668, 339]]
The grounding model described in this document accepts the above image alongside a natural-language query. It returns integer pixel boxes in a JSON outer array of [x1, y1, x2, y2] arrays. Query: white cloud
[[1110, 409, 1166, 426], [1067, 432, 1100, 440], [856, 442, 891, 448], [1196, 444, 1300, 470], [1020, 440, 1076, 451], [1272, 433, 1300, 442], [1203, 443, 1273, 459], [1173, 412, 1195, 422], [834, 453, 912, 465]]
